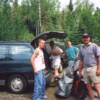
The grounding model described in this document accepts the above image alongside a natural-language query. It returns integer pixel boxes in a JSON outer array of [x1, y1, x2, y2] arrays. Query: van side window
[[9, 45, 32, 60], [0, 45, 8, 60]]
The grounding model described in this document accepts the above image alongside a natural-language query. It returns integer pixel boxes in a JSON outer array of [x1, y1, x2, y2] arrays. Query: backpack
[[71, 71, 88, 100]]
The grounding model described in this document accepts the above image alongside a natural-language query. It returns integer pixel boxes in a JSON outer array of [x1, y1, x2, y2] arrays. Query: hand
[[34, 69, 38, 74], [76, 56, 79, 61], [96, 69, 100, 76], [79, 70, 83, 77]]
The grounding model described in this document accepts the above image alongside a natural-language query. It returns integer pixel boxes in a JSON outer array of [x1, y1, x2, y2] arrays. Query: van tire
[[7, 75, 27, 93]]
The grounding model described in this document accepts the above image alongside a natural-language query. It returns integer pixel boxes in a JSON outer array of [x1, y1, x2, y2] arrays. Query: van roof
[[0, 41, 30, 45]]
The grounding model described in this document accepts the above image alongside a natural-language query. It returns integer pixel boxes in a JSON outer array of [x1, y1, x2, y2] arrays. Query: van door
[[8, 45, 33, 74]]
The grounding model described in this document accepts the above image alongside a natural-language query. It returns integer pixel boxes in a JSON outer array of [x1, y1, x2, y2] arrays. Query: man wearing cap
[[79, 33, 100, 100]]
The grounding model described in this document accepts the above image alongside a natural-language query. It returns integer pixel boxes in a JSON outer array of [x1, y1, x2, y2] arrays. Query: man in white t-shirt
[[49, 41, 63, 78], [31, 38, 47, 100]]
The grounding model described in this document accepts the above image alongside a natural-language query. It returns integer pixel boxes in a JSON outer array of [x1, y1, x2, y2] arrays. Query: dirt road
[[0, 86, 74, 100]]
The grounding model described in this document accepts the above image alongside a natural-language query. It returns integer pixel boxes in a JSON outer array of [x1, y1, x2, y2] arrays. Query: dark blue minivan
[[0, 32, 66, 93]]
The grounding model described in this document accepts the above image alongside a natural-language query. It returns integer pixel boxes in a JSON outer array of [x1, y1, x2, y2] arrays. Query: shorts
[[83, 66, 100, 84], [51, 58, 61, 70], [52, 64, 62, 70]]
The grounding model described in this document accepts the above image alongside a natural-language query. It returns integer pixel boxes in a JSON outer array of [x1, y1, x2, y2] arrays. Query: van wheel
[[7, 75, 27, 93]]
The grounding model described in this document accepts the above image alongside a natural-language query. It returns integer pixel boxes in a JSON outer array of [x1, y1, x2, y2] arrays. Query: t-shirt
[[34, 48, 46, 71], [46, 44, 63, 55], [80, 43, 100, 67], [66, 46, 78, 61], [52, 46, 63, 55]]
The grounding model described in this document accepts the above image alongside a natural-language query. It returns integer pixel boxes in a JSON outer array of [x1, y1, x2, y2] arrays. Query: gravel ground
[[0, 86, 74, 100]]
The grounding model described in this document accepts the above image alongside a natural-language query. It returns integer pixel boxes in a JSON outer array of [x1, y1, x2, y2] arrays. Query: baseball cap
[[82, 33, 90, 38]]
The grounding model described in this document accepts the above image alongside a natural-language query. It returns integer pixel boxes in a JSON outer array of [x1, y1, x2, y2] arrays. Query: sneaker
[[42, 95, 48, 99]]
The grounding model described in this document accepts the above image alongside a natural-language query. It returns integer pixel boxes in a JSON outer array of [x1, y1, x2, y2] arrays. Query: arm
[[96, 56, 100, 76], [31, 49, 39, 73], [75, 47, 79, 60], [76, 50, 79, 60], [79, 50, 84, 76], [94, 44, 100, 76], [51, 46, 63, 56], [79, 60, 83, 72]]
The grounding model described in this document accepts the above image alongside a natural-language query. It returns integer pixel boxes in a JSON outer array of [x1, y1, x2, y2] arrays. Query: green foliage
[[0, 0, 100, 43], [0, 0, 60, 41], [63, 0, 100, 44]]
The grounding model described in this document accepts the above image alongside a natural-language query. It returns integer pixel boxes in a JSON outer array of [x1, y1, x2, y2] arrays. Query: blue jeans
[[32, 70, 46, 100], [68, 61, 75, 73]]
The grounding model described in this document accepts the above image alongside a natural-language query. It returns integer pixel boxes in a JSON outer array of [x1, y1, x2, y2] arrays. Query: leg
[[95, 83, 100, 99], [68, 61, 75, 75], [41, 71, 46, 97], [53, 65, 60, 78], [86, 84, 94, 100], [90, 66, 100, 99], [32, 72, 42, 100], [75, 80, 80, 94], [83, 68, 94, 100], [54, 68, 59, 77], [41, 71, 48, 99]]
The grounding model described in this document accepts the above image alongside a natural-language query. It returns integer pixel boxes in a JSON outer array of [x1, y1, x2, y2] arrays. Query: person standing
[[65, 40, 79, 75], [49, 41, 63, 78], [79, 33, 100, 100], [31, 38, 47, 100]]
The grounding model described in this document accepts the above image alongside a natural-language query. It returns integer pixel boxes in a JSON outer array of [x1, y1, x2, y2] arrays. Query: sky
[[18, 0, 100, 10], [59, 0, 100, 9]]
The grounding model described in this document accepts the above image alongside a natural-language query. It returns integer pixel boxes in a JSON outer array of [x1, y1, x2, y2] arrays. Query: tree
[[62, 0, 98, 44], [0, 0, 100, 43]]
